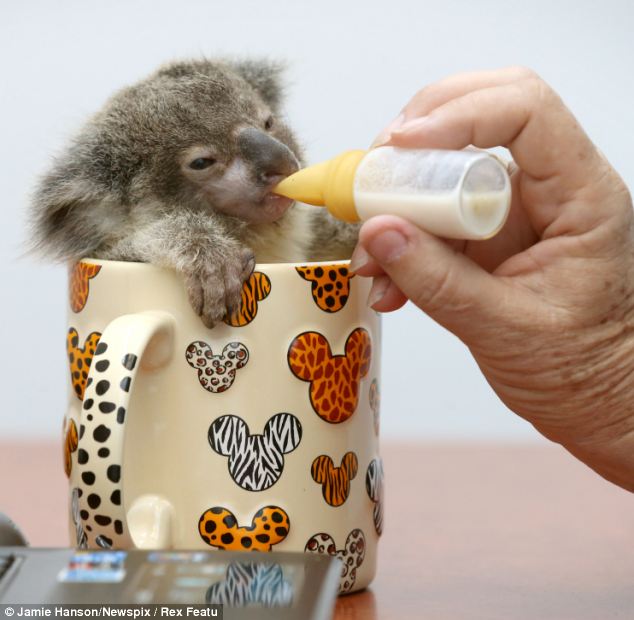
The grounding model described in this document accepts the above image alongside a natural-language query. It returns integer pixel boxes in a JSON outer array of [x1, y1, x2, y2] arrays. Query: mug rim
[[77, 257, 352, 272]]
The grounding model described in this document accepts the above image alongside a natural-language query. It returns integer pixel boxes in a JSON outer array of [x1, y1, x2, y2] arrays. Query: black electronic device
[[0, 542, 340, 619]]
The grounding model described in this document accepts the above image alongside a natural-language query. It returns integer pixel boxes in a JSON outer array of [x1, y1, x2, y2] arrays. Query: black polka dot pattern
[[122, 354, 137, 370], [107, 465, 121, 483], [95, 380, 110, 395], [98, 402, 116, 414], [93, 425, 111, 442], [75, 341, 141, 549]]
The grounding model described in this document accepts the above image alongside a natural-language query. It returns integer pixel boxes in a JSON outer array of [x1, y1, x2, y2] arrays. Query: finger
[[350, 244, 386, 276], [368, 275, 408, 312], [389, 81, 599, 190], [358, 215, 524, 339], [352, 239, 467, 275], [403, 67, 537, 120], [352, 259, 387, 278], [373, 66, 536, 146]]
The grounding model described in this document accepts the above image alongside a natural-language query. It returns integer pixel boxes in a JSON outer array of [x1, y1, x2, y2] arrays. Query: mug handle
[[71, 311, 176, 549]]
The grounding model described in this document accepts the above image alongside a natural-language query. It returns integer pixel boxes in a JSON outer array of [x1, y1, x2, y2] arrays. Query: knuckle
[[416, 264, 459, 314], [524, 74, 553, 104]]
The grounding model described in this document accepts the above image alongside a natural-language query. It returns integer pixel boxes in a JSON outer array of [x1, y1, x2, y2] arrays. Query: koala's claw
[[183, 247, 256, 329]]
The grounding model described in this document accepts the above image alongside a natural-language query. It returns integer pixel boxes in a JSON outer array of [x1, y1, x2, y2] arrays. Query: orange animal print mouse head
[[67, 328, 102, 400], [311, 452, 358, 507], [295, 265, 354, 312], [288, 328, 372, 423], [198, 506, 289, 551], [69, 261, 101, 313], [223, 271, 271, 327], [64, 418, 79, 477]]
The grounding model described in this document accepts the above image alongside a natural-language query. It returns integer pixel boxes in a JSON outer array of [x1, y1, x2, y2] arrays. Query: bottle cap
[[273, 150, 367, 222]]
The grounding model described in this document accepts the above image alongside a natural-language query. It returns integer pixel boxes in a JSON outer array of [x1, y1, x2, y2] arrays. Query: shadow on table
[[334, 588, 376, 619]]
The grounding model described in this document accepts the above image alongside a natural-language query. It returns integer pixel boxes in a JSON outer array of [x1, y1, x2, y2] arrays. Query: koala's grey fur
[[30, 58, 358, 327]]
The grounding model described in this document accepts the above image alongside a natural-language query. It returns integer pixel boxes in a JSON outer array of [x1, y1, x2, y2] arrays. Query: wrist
[[537, 326, 634, 491], [565, 430, 634, 492], [475, 316, 634, 493]]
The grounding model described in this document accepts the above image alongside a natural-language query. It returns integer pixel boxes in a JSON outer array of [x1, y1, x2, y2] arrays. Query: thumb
[[358, 216, 517, 340]]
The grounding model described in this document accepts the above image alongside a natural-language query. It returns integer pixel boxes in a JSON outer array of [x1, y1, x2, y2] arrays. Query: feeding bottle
[[273, 147, 512, 240]]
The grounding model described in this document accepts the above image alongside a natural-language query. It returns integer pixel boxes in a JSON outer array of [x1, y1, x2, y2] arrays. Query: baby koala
[[30, 59, 357, 327]]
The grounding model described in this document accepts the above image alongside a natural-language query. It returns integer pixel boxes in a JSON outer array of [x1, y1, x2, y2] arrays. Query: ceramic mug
[[63, 258, 383, 593]]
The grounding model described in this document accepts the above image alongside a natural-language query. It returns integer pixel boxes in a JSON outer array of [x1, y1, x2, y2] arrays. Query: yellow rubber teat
[[273, 150, 367, 222]]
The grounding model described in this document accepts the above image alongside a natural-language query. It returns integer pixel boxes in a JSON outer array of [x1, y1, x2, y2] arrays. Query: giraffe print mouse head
[[288, 328, 372, 423]]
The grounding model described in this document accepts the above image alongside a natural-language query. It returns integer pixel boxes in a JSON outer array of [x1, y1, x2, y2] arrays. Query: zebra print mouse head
[[208, 413, 302, 491]]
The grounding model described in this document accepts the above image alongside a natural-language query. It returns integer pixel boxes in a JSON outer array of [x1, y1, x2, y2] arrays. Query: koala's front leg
[[181, 244, 255, 328], [307, 208, 361, 261], [104, 210, 254, 328]]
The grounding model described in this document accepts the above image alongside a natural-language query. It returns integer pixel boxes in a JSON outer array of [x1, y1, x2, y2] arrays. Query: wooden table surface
[[1, 440, 632, 619]]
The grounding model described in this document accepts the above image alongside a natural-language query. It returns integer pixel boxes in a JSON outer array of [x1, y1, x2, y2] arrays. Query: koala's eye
[[264, 116, 274, 131], [189, 157, 216, 170]]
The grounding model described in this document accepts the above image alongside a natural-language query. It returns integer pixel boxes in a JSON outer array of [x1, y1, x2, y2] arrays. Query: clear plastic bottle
[[274, 147, 511, 240]]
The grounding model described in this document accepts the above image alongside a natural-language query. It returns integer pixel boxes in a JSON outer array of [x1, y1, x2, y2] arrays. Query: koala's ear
[[342, 452, 359, 480], [208, 415, 249, 457], [228, 59, 286, 111], [311, 455, 334, 484], [264, 413, 302, 454], [30, 166, 103, 261]]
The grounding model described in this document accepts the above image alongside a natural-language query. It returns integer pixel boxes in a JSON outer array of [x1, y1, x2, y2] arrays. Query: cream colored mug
[[63, 258, 382, 593]]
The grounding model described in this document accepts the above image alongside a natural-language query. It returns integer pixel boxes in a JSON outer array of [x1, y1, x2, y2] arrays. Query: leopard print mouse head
[[186, 340, 249, 393], [199, 505, 289, 551], [295, 265, 354, 313], [305, 528, 366, 594]]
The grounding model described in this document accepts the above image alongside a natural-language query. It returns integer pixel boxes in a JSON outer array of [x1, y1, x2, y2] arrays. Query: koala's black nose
[[237, 127, 299, 185]]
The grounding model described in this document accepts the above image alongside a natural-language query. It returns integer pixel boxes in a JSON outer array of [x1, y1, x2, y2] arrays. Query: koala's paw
[[183, 248, 255, 328]]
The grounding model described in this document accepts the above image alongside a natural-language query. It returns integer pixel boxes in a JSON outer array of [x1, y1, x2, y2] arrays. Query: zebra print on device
[[208, 413, 302, 491], [206, 562, 293, 607]]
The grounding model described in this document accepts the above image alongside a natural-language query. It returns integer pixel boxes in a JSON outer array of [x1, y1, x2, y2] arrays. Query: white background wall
[[1, 0, 632, 440]]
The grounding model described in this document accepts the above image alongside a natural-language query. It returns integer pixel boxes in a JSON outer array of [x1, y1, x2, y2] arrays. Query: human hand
[[351, 67, 634, 491]]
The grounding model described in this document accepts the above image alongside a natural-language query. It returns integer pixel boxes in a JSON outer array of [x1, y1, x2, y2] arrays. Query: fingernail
[[371, 113, 405, 147], [366, 229, 408, 264], [367, 275, 391, 307], [349, 245, 370, 273]]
